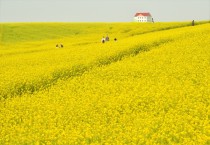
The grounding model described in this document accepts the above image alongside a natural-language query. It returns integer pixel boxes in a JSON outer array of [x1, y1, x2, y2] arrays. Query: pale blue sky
[[0, 0, 210, 22]]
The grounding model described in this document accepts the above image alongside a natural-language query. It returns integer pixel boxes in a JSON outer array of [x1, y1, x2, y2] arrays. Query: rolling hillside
[[0, 22, 210, 144]]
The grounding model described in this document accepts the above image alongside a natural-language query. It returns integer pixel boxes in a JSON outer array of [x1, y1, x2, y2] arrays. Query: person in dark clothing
[[105, 35, 109, 41], [56, 44, 64, 48], [192, 20, 195, 26], [101, 37, 105, 43]]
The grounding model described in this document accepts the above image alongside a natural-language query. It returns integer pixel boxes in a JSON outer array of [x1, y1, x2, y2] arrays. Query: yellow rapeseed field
[[0, 22, 210, 144]]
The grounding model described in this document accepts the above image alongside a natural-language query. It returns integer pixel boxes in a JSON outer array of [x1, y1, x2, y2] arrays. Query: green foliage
[[1, 21, 209, 44]]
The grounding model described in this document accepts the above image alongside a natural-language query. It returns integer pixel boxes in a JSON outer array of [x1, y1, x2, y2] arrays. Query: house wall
[[134, 16, 153, 22], [147, 16, 152, 22], [134, 17, 138, 22]]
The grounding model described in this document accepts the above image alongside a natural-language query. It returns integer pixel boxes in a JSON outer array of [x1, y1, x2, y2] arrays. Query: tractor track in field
[[0, 38, 174, 99], [2, 23, 209, 99]]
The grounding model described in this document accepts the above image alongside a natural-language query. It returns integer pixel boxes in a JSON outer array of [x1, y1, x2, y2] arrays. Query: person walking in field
[[105, 35, 109, 41], [101, 37, 106, 43], [56, 44, 64, 48], [192, 20, 195, 26]]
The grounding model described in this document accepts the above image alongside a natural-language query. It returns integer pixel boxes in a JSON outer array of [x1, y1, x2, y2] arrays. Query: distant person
[[101, 37, 105, 43], [192, 20, 195, 26], [105, 35, 109, 41], [56, 44, 64, 48], [152, 18, 154, 23], [114, 38, 117, 41]]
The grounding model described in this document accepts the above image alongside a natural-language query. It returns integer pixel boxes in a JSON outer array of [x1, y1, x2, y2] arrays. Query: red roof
[[135, 12, 151, 17]]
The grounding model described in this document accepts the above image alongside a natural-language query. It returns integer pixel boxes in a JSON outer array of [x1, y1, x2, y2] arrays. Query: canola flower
[[0, 22, 208, 99], [0, 22, 210, 144]]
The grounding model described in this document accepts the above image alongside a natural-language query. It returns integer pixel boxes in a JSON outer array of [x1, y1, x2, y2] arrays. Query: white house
[[134, 12, 153, 22]]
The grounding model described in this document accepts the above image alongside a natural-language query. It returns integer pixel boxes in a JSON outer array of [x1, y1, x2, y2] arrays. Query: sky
[[0, 0, 210, 22]]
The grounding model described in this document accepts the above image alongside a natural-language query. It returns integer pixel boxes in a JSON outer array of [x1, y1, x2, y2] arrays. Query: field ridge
[[1, 21, 209, 44], [1, 23, 209, 99], [0, 22, 210, 144], [0, 38, 174, 99]]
